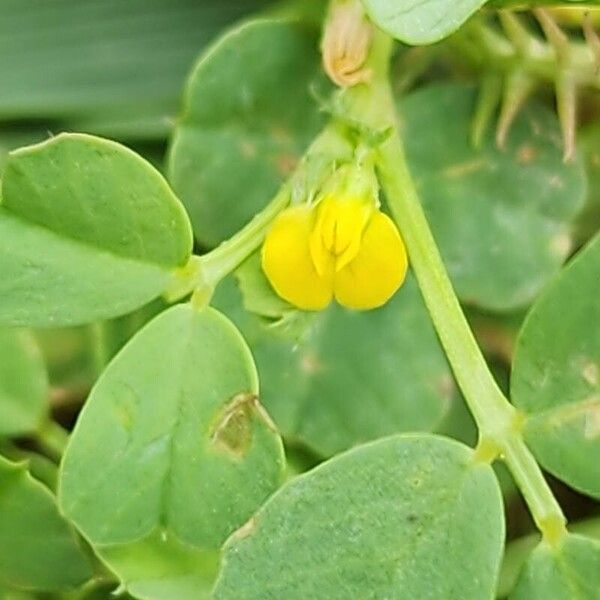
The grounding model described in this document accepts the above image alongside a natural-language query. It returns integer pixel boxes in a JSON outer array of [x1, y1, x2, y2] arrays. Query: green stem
[[164, 190, 289, 307], [90, 321, 111, 376], [36, 419, 70, 462], [377, 131, 515, 438], [199, 185, 291, 287], [351, 28, 566, 543], [379, 95, 565, 544], [166, 125, 352, 306]]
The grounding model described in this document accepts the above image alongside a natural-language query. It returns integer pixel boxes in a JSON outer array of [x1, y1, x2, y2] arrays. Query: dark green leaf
[[574, 122, 600, 245], [214, 273, 455, 457], [0, 0, 269, 139], [401, 83, 586, 311], [168, 19, 327, 247]]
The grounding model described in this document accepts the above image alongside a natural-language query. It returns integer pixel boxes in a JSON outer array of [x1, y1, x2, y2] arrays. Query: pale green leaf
[[60, 304, 285, 598], [361, 0, 486, 45], [0, 133, 193, 327], [509, 534, 600, 600], [214, 434, 505, 599], [511, 234, 600, 498]]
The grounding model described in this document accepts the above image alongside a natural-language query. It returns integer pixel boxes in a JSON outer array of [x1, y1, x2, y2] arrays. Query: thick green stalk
[[36, 419, 70, 462], [351, 29, 567, 543]]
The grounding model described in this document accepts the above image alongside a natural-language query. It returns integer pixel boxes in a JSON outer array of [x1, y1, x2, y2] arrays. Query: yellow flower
[[261, 195, 408, 311]]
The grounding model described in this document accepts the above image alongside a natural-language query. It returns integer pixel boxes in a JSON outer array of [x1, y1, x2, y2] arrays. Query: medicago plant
[[0, 0, 599, 598]]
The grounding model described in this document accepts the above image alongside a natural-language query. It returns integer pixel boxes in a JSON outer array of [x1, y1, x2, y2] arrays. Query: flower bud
[[322, 0, 373, 88]]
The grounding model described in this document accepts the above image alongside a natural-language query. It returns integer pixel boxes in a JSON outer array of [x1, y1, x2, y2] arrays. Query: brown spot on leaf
[[210, 393, 277, 459], [210, 393, 256, 459], [409, 476, 423, 489], [270, 126, 293, 144]]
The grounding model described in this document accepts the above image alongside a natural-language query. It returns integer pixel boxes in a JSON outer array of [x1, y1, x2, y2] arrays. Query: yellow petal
[[334, 211, 408, 310], [308, 202, 333, 278], [262, 206, 334, 310], [309, 196, 371, 274]]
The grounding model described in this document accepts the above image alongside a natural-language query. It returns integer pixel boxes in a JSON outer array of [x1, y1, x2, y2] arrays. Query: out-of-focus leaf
[[0, 456, 92, 592], [0, 0, 270, 140], [0, 328, 48, 436], [401, 83, 586, 311], [574, 122, 600, 244], [168, 18, 327, 247]]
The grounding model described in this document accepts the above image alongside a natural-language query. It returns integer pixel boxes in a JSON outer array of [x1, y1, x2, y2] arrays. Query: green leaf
[[0, 128, 47, 173], [401, 83, 586, 311], [99, 533, 219, 600], [0, 328, 48, 436], [214, 434, 505, 599], [511, 234, 600, 498], [60, 304, 285, 598], [498, 519, 600, 598], [509, 534, 600, 599], [0, 456, 92, 591], [168, 18, 327, 247], [361, 0, 486, 45], [214, 273, 455, 457], [574, 122, 600, 245], [0, 133, 193, 327], [0, 0, 269, 139]]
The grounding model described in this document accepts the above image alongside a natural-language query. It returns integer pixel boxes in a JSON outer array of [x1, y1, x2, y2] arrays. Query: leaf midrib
[[0, 206, 174, 273]]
